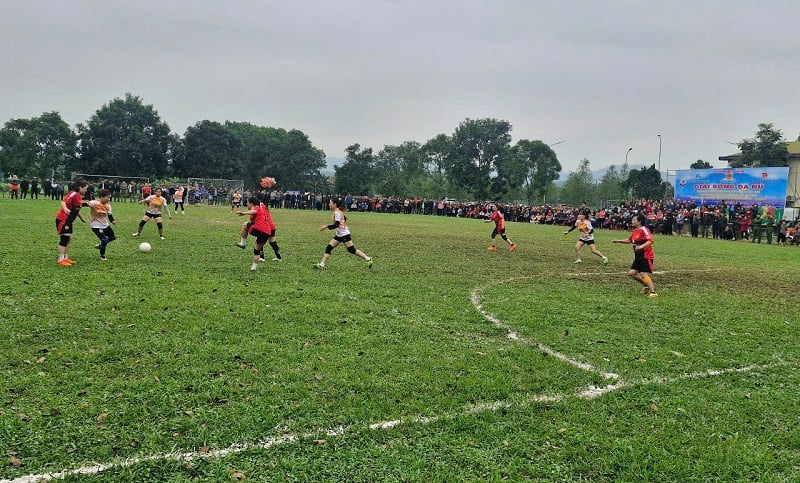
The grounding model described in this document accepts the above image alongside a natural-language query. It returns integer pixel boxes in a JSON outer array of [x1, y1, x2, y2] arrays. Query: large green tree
[[75, 93, 175, 177], [334, 144, 375, 195], [625, 164, 663, 199], [225, 122, 325, 191], [374, 142, 425, 197], [178, 120, 242, 178], [511, 140, 561, 204], [446, 118, 512, 200], [731, 123, 789, 167], [0, 112, 76, 179], [420, 134, 453, 198]]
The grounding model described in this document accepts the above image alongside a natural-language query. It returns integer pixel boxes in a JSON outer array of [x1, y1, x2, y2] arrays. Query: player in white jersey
[[564, 211, 608, 265], [314, 198, 373, 270]]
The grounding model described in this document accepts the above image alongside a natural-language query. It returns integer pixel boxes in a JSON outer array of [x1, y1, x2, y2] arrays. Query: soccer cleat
[[509, 244, 517, 252], [235, 242, 245, 249], [647, 292, 659, 299], [132, 232, 140, 237], [602, 257, 608, 266], [259, 257, 265, 262], [99, 256, 107, 261], [573, 259, 582, 264], [94, 244, 101, 249], [160, 236, 165, 240], [272, 257, 282, 262], [64, 258, 77, 265], [367, 258, 374, 269], [57, 259, 72, 267], [487, 246, 497, 252], [314, 263, 325, 270]]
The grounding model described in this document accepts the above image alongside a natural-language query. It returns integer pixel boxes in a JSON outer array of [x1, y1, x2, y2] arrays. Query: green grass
[[1, 198, 798, 481]]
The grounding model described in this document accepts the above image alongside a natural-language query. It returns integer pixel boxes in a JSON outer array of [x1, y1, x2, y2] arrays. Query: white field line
[[470, 275, 619, 379], [5, 362, 785, 483], [7, 267, 760, 483], [470, 269, 722, 379]]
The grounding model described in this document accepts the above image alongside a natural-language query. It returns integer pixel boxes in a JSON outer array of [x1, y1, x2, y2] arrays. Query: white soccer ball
[[139, 242, 152, 253]]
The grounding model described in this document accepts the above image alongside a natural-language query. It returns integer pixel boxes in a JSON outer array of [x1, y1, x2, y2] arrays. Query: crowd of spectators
[[5, 177, 798, 246]]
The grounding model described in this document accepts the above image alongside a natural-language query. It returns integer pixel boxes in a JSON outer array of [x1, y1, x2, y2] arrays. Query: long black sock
[[270, 241, 281, 259]]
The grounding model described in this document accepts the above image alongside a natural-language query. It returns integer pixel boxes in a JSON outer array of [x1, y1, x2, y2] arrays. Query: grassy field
[[0, 197, 798, 481]]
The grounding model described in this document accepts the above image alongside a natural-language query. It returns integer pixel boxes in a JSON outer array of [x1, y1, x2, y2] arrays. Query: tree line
[[1, 93, 794, 204]]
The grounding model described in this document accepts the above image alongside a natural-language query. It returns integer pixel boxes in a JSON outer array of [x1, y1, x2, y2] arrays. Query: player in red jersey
[[235, 196, 281, 271], [613, 213, 657, 298], [54, 179, 90, 266], [485, 204, 516, 252]]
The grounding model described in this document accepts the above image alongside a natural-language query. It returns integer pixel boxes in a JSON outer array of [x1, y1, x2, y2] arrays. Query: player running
[[486, 204, 516, 252], [235, 196, 279, 271], [613, 213, 657, 298], [86, 188, 117, 261], [564, 211, 608, 265], [314, 198, 373, 270]]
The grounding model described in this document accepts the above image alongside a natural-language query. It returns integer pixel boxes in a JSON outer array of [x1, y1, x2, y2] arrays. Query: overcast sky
[[2, 0, 799, 174]]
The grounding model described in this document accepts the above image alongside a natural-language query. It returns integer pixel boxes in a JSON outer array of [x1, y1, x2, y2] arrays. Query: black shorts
[[631, 257, 654, 273], [578, 239, 595, 245], [491, 227, 506, 237], [145, 212, 162, 219], [55, 218, 73, 235], [250, 228, 270, 244], [333, 234, 352, 243]]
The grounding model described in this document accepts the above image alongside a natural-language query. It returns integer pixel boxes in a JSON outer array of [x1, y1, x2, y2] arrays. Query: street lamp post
[[625, 147, 632, 165], [657, 134, 662, 172]]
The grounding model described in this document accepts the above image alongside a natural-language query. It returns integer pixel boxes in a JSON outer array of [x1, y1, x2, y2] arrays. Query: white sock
[[240, 237, 247, 244], [250, 263, 258, 270]]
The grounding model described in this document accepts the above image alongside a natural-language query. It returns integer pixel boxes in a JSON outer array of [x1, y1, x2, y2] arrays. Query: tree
[[690, 159, 713, 169], [511, 140, 562, 204], [560, 158, 595, 206], [225, 122, 325, 190], [374, 142, 425, 197], [625, 164, 663, 199], [0, 112, 76, 179], [731, 123, 789, 167], [596, 164, 626, 205], [420, 134, 453, 198], [75, 93, 175, 177], [334, 144, 375, 195], [178, 120, 242, 178], [446, 118, 512, 200]]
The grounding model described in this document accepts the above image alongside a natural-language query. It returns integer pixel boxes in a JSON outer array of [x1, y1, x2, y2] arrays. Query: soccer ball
[[139, 242, 152, 253]]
